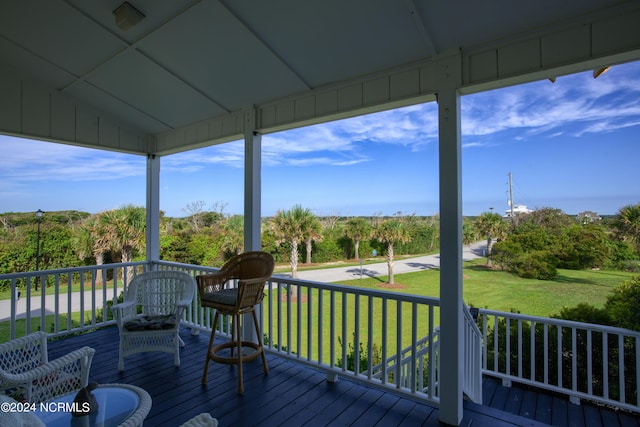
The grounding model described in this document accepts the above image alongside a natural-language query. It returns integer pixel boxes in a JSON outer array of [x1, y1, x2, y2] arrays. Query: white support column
[[244, 113, 262, 252], [146, 154, 161, 266], [437, 52, 464, 426], [243, 109, 262, 342]]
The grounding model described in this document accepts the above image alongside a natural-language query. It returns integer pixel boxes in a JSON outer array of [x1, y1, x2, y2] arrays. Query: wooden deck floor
[[45, 326, 640, 427]]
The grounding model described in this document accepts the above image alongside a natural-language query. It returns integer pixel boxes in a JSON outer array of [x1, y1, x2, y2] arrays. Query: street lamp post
[[35, 209, 43, 290]]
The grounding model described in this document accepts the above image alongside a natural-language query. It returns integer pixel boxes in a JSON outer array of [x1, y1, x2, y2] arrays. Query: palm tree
[[301, 211, 323, 265], [221, 215, 244, 255], [97, 205, 146, 283], [270, 205, 308, 278], [73, 215, 111, 283], [373, 219, 411, 285], [475, 212, 508, 267], [345, 217, 371, 260], [612, 204, 640, 256]]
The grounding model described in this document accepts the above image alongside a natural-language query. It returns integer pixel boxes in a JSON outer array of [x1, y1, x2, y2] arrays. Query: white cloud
[[0, 137, 144, 182], [462, 63, 640, 142]]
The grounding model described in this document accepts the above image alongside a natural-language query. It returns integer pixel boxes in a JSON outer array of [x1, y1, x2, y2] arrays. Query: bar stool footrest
[[209, 341, 263, 365]]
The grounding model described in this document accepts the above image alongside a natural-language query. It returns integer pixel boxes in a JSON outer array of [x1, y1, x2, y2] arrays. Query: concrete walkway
[[282, 240, 487, 282]]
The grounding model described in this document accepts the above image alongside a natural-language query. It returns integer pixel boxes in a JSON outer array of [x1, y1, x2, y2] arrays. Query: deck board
[[44, 327, 640, 427]]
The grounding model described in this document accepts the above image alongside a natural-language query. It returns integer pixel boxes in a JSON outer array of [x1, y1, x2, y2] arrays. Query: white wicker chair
[[0, 331, 95, 403], [111, 270, 196, 371]]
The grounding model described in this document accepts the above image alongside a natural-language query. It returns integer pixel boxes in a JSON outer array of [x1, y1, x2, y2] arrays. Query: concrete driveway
[[282, 240, 487, 283]]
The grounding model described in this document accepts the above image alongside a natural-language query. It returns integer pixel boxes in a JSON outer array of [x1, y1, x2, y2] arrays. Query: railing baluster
[[544, 324, 549, 385], [330, 289, 336, 369], [341, 291, 347, 372], [517, 319, 522, 378], [297, 284, 302, 357], [428, 305, 435, 399], [287, 283, 292, 355], [493, 315, 499, 373], [619, 333, 625, 404], [53, 274, 60, 333], [367, 295, 373, 380], [40, 273, 46, 332], [587, 329, 593, 394], [557, 325, 563, 388], [396, 300, 402, 389], [506, 317, 510, 376], [354, 294, 360, 376], [307, 287, 313, 361], [318, 289, 324, 366], [277, 282, 283, 352], [530, 320, 536, 382], [572, 327, 577, 393], [381, 297, 388, 385], [411, 302, 417, 393], [603, 332, 609, 400]]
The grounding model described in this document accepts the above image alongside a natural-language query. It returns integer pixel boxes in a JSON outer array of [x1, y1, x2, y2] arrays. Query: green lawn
[[334, 258, 636, 317], [0, 312, 107, 342], [263, 258, 636, 364]]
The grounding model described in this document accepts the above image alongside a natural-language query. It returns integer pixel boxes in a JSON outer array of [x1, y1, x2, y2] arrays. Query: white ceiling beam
[[407, 0, 438, 56]]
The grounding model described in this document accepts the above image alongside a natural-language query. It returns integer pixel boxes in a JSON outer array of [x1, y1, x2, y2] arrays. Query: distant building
[[576, 210, 601, 223], [504, 204, 533, 218]]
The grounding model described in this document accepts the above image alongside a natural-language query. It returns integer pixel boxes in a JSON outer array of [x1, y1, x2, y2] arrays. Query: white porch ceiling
[[1, 0, 640, 155]]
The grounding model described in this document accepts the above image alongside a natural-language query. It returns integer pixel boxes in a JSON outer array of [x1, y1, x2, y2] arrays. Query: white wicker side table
[[34, 383, 152, 427]]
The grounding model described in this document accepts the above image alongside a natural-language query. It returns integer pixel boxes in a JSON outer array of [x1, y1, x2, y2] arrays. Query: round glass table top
[[35, 384, 148, 427]]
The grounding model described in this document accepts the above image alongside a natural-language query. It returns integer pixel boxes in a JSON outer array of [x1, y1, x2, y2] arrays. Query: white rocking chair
[[111, 270, 196, 371]]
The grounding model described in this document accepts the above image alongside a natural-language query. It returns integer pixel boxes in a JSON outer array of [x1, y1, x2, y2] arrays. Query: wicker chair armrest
[[2, 346, 95, 402], [18, 346, 94, 381], [177, 289, 196, 308], [196, 272, 229, 295], [111, 301, 136, 326], [0, 331, 48, 366], [237, 277, 269, 308]]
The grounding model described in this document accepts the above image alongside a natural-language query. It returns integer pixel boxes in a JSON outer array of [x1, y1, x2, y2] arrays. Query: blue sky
[[1, 61, 639, 218]]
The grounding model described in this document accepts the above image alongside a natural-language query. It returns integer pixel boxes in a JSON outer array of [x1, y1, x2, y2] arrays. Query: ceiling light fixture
[[593, 66, 611, 79], [113, 2, 145, 31]]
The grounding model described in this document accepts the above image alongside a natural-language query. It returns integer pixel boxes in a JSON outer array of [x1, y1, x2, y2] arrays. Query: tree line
[[2, 202, 639, 292], [0, 203, 440, 290], [468, 205, 640, 279]]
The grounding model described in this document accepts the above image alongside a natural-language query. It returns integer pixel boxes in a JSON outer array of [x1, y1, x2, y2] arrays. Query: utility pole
[[508, 172, 514, 222]]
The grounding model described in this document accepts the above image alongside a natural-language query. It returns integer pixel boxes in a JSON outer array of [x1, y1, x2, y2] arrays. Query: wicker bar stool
[[196, 251, 274, 394]]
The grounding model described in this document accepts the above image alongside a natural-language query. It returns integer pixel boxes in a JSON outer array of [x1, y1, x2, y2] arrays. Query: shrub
[[554, 303, 611, 326], [604, 275, 640, 331], [311, 239, 343, 263], [512, 250, 557, 280]]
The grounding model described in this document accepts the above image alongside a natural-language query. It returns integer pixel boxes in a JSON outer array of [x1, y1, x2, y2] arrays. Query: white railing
[[1, 262, 444, 404], [259, 274, 442, 403], [479, 309, 640, 413], [8, 262, 637, 412], [1, 263, 146, 339], [463, 307, 483, 403]]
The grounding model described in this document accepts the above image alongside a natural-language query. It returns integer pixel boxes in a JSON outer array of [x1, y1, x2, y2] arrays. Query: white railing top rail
[[480, 308, 640, 338]]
